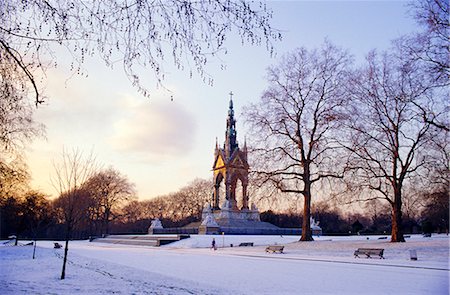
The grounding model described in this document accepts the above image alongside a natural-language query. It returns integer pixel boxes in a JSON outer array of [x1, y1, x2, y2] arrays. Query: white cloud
[[109, 96, 197, 161]]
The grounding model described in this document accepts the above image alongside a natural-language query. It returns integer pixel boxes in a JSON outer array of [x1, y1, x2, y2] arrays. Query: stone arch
[[230, 171, 249, 210], [213, 172, 224, 209]]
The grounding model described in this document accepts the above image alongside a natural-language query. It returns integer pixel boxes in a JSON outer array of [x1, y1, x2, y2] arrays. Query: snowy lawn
[[1, 234, 448, 294]]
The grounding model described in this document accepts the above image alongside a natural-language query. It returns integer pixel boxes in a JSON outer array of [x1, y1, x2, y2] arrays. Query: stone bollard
[[409, 250, 418, 261]]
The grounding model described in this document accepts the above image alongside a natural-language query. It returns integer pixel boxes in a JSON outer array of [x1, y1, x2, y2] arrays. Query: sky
[[27, 1, 420, 200]]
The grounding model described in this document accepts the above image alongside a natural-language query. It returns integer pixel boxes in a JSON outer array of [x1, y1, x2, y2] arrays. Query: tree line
[[0, 163, 136, 240], [1, 171, 447, 241], [0, 164, 214, 241], [261, 192, 448, 236]]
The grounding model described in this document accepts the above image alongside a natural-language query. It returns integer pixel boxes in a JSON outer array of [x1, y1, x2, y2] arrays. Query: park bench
[[239, 242, 254, 247], [265, 245, 284, 253], [54, 242, 62, 249], [354, 248, 384, 259]]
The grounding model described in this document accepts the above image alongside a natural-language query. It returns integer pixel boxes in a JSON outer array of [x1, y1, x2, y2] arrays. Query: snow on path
[[0, 244, 230, 294], [66, 241, 449, 294], [1, 235, 449, 294]]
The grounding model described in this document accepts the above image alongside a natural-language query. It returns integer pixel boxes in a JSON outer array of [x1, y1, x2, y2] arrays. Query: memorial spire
[[224, 91, 238, 157]]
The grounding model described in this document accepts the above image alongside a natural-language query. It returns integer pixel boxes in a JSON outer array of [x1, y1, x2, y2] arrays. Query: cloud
[[33, 68, 119, 138], [109, 96, 197, 161]]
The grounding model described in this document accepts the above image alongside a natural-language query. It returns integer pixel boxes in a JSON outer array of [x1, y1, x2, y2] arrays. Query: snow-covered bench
[[265, 245, 284, 253], [239, 242, 254, 247], [354, 248, 384, 259]]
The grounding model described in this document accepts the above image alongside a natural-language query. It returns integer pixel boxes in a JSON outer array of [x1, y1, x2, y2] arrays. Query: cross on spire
[[228, 91, 234, 110]]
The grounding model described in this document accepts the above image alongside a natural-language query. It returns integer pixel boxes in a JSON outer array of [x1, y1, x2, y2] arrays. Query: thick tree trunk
[[300, 184, 313, 241], [390, 191, 405, 242]]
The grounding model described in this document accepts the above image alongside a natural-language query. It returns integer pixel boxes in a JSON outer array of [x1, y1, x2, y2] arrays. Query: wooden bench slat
[[265, 245, 284, 253], [354, 248, 384, 259]]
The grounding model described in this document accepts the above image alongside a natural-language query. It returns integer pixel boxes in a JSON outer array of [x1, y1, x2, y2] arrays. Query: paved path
[[69, 243, 449, 295]]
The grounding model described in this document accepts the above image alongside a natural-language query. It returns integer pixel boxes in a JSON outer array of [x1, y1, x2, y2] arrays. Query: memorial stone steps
[[92, 234, 189, 247]]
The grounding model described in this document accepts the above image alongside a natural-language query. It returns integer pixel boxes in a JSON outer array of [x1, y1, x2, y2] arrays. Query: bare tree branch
[[343, 46, 445, 242], [244, 41, 352, 241]]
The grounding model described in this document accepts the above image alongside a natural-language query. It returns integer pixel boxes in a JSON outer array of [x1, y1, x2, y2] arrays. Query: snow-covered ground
[[1, 234, 448, 294]]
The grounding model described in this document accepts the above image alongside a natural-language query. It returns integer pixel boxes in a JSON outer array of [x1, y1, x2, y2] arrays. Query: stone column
[[213, 184, 220, 209], [225, 177, 230, 201], [241, 183, 249, 210], [230, 181, 238, 210]]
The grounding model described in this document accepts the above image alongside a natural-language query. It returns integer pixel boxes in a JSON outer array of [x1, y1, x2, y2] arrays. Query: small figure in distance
[[211, 238, 217, 251]]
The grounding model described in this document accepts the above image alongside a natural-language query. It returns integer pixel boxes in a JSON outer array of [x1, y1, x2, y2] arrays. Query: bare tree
[[121, 200, 144, 224], [0, 49, 43, 193], [401, 132, 448, 227], [83, 167, 136, 235], [136, 178, 211, 225], [427, 131, 449, 189], [244, 41, 352, 241], [0, 156, 29, 243], [403, 0, 449, 83], [396, 0, 449, 133], [22, 190, 53, 259], [401, 184, 426, 224], [421, 188, 449, 234], [0, 50, 44, 150], [51, 148, 98, 280], [143, 196, 169, 220], [1, 1, 280, 105], [0, 157, 29, 201], [247, 177, 287, 212], [177, 178, 211, 220], [343, 47, 444, 242], [418, 130, 449, 234]]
